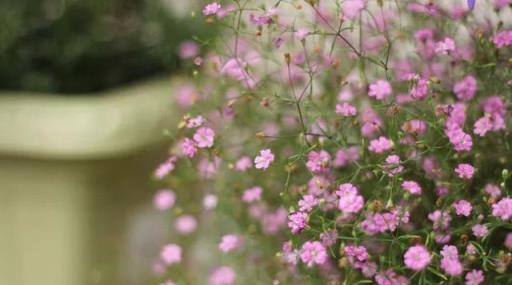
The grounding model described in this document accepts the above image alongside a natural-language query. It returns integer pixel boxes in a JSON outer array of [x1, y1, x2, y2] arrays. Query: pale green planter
[[0, 78, 178, 285]]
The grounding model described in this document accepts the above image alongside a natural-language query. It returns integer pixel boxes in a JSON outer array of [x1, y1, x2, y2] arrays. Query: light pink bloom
[[472, 224, 488, 238], [193, 127, 215, 148], [160, 244, 182, 265], [465, 269, 484, 285], [493, 30, 512, 48], [203, 2, 222, 16], [341, 0, 366, 20], [175, 215, 197, 235], [453, 200, 472, 217], [375, 269, 409, 285], [455, 163, 475, 179], [336, 102, 357, 117], [235, 156, 252, 171], [153, 190, 176, 211], [154, 156, 177, 179], [440, 245, 463, 276], [203, 194, 218, 210], [492, 198, 512, 220], [474, 115, 493, 137], [484, 183, 501, 198], [288, 212, 308, 234], [178, 41, 199, 59], [219, 234, 242, 253], [403, 245, 431, 271], [368, 80, 392, 100], [401, 180, 422, 195], [242, 186, 263, 203], [435, 37, 456, 55], [336, 183, 364, 213], [384, 155, 403, 177], [186, 115, 204, 128], [298, 194, 319, 212], [294, 28, 309, 40], [306, 150, 331, 173], [180, 138, 197, 157], [300, 241, 328, 267], [209, 266, 236, 285], [453, 75, 477, 101], [254, 149, 275, 170], [368, 136, 393, 153]]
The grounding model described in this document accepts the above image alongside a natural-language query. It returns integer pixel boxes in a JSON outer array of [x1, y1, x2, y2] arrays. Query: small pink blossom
[[160, 244, 182, 265], [453, 75, 477, 101], [294, 28, 309, 40], [175, 215, 197, 235], [219, 234, 242, 253], [203, 2, 222, 16], [235, 156, 252, 171], [298, 194, 319, 212], [336, 183, 364, 213], [242, 186, 263, 203], [209, 266, 236, 285], [306, 150, 331, 173], [186, 115, 204, 128], [368, 80, 392, 100], [154, 156, 177, 179], [180, 138, 197, 157], [300, 241, 328, 267], [484, 183, 501, 198], [492, 198, 512, 220], [474, 115, 493, 137], [288, 212, 308, 234], [440, 245, 463, 276], [435, 37, 456, 55], [193, 127, 215, 148], [341, 0, 366, 20], [493, 30, 512, 48], [465, 269, 484, 285], [401, 180, 422, 195], [455, 163, 475, 179], [403, 245, 431, 271], [178, 41, 199, 59], [153, 190, 176, 211], [203, 194, 218, 210], [254, 149, 275, 170], [368, 136, 393, 153], [453, 200, 472, 217], [384, 155, 403, 177], [375, 269, 409, 285], [472, 224, 488, 238], [336, 102, 357, 117]]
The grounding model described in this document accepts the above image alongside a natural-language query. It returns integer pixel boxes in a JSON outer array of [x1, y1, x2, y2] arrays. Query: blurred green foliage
[[0, 0, 210, 94]]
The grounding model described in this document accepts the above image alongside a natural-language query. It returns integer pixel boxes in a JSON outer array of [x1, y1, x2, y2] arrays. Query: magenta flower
[[440, 245, 463, 276], [375, 269, 409, 285], [465, 269, 484, 285], [492, 30, 512, 48], [298, 194, 319, 212], [368, 136, 393, 153], [300, 241, 328, 267], [472, 224, 489, 238], [254, 149, 275, 170], [153, 189, 176, 211], [203, 2, 222, 16], [336, 183, 364, 213], [341, 0, 366, 19], [403, 245, 431, 271], [193, 127, 215, 148], [384, 154, 403, 177], [473, 115, 493, 137], [435, 37, 456, 55], [401, 180, 422, 195], [160, 244, 182, 265], [180, 138, 197, 157], [455, 163, 475, 179], [288, 212, 308, 234], [368, 80, 392, 100], [453, 200, 472, 217]]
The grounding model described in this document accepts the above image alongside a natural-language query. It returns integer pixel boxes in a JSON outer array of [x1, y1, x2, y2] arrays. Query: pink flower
[[180, 138, 197, 157], [493, 30, 512, 48], [492, 198, 512, 220], [235, 156, 252, 171], [298, 194, 319, 212], [300, 241, 328, 267], [203, 2, 222, 16], [160, 281, 176, 285], [440, 245, 463, 276], [154, 156, 177, 179], [254, 149, 275, 170], [401, 180, 422, 195], [375, 269, 409, 285], [445, 127, 473, 152], [178, 41, 199, 60], [455, 163, 475, 179], [336, 183, 364, 213], [209, 266, 236, 285], [203, 194, 218, 210], [242, 186, 263, 203], [403, 245, 431, 271], [336, 102, 357, 117], [306, 150, 331, 173], [153, 190, 176, 211], [368, 80, 392, 100], [288, 212, 308, 234], [472, 224, 488, 238], [175, 215, 197, 235], [341, 0, 366, 19], [344, 245, 369, 263], [409, 77, 429, 100], [484, 183, 501, 198], [505, 233, 512, 250], [384, 155, 403, 177], [473, 115, 493, 137], [453, 75, 477, 101], [402, 119, 427, 135], [465, 269, 484, 285], [294, 28, 309, 40], [453, 200, 472, 217], [186, 115, 204, 128], [435, 37, 456, 55], [219, 234, 242, 253], [368, 136, 393, 153], [160, 244, 182, 265], [334, 147, 359, 167], [193, 127, 215, 148]]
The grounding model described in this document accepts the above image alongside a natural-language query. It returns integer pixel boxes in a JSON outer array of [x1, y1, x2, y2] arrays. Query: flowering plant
[[152, 0, 512, 284]]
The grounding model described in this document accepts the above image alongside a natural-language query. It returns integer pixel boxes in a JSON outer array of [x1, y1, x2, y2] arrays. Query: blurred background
[[0, 0, 210, 284]]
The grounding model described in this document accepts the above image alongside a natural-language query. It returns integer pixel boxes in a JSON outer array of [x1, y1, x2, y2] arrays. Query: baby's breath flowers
[[152, 0, 512, 284]]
